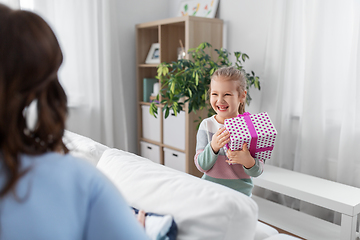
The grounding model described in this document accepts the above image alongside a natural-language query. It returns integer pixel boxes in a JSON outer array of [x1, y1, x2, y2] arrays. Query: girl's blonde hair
[[210, 66, 247, 114]]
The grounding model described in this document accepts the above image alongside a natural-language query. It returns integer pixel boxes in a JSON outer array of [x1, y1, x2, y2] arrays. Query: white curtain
[[259, 0, 360, 223], [0, 0, 19, 8], [19, 0, 129, 149]]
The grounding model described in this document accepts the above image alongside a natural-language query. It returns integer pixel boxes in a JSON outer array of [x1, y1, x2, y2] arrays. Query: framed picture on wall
[[145, 43, 160, 64], [177, 0, 219, 18]]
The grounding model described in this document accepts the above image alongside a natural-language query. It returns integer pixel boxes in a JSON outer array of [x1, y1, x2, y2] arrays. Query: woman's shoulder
[[19, 152, 116, 205], [23, 152, 94, 168], [22, 152, 105, 184]]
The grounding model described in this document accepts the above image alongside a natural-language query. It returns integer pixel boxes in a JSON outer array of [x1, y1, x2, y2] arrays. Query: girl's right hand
[[210, 127, 230, 154]]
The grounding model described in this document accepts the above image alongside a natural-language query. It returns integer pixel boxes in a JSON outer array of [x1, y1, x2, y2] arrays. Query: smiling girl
[[194, 66, 263, 196]]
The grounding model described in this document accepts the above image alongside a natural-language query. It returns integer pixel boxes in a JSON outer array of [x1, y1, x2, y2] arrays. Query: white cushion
[[97, 148, 258, 240], [63, 130, 109, 165], [264, 233, 302, 240], [254, 221, 279, 240]]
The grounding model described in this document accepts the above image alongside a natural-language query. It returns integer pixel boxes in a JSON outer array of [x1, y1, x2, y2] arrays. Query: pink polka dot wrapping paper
[[223, 112, 277, 162]]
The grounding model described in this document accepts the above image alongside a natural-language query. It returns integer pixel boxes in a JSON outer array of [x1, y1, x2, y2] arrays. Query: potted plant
[[149, 42, 261, 120]]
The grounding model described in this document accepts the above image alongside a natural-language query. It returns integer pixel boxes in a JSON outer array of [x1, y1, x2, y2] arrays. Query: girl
[[194, 66, 263, 196]]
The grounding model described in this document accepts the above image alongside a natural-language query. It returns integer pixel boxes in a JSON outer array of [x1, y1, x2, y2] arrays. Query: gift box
[[224, 112, 277, 162]]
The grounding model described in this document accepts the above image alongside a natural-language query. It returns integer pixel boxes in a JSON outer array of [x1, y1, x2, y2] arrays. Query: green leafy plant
[[149, 42, 261, 119]]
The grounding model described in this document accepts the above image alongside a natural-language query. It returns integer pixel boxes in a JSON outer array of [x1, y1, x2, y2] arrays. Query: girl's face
[[210, 77, 246, 124]]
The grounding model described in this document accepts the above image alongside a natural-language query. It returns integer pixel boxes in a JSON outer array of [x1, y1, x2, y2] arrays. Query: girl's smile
[[210, 77, 246, 124], [217, 105, 229, 111]]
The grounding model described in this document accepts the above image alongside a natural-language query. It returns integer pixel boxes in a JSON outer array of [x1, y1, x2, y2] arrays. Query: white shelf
[[252, 165, 360, 240], [253, 165, 360, 215], [252, 195, 340, 240]]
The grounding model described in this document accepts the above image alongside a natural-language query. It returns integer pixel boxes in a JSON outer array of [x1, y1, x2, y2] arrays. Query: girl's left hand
[[226, 143, 255, 169]]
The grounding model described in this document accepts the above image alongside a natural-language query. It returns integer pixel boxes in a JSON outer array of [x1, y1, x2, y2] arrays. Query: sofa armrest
[[63, 130, 109, 165], [97, 148, 258, 240]]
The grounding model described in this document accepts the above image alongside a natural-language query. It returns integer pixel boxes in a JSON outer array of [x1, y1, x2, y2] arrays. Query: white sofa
[[63, 131, 299, 240]]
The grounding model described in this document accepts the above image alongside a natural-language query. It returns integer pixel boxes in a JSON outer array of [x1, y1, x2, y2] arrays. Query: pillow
[[97, 148, 258, 240], [63, 130, 109, 165], [255, 221, 279, 240]]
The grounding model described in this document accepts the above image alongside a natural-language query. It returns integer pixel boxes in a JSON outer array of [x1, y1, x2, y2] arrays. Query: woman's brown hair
[[210, 66, 247, 114], [0, 4, 68, 197]]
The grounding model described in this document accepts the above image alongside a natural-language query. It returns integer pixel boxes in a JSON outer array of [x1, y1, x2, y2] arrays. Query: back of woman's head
[[0, 4, 68, 197]]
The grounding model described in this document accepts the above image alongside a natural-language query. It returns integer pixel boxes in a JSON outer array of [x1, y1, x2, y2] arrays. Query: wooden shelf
[[140, 138, 186, 153], [138, 64, 159, 68], [139, 138, 162, 147], [139, 101, 153, 106], [139, 101, 163, 107], [136, 16, 223, 177]]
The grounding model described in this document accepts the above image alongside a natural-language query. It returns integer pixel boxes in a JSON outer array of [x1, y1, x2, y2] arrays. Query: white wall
[[218, 0, 272, 113], [113, 0, 170, 153]]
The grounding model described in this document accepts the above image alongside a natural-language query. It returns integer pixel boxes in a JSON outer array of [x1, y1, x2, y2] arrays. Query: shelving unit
[[136, 16, 223, 177]]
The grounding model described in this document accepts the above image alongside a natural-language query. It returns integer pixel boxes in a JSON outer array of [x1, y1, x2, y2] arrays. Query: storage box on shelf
[[136, 16, 223, 177], [141, 105, 160, 143], [164, 147, 186, 172], [163, 110, 185, 151], [140, 141, 160, 164]]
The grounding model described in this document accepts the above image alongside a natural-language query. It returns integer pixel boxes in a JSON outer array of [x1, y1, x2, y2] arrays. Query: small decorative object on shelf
[[177, 40, 186, 60], [145, 43, 160, 64], [143, 78, 158, 102], [150, 82, 160, 103]]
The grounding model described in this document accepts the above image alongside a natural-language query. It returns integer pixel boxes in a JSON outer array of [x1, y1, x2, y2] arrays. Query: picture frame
[[177, 0, 219, 18], [145, 43, 160, 64]]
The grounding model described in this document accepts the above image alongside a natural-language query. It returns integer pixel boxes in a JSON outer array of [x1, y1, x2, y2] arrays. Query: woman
[[0, 4, 148, 239]]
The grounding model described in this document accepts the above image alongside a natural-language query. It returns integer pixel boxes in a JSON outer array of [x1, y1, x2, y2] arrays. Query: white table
[[252, 165, 360, 240]]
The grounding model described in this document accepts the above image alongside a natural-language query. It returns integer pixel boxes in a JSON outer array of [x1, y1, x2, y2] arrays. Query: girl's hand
[[226, 143, 255, 168], [210, 127, 230, 154], [137, 210, 146, 227], [133, 209, 146, 228]]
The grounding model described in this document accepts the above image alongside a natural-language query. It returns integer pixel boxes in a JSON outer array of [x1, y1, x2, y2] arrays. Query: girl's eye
[[225, 93, 231, 96], [211, 93, 218, 96]]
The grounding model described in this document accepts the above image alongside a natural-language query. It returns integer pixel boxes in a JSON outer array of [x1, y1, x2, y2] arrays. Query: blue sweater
[[0, 152, 149, 240]]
